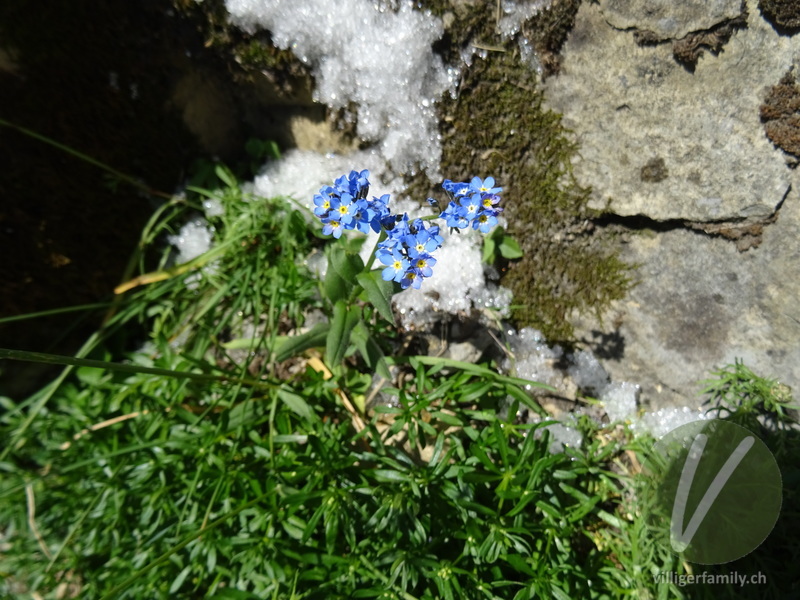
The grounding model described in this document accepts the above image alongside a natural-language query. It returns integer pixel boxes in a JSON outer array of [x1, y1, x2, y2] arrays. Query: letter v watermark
[[670, 433, 755, 552]]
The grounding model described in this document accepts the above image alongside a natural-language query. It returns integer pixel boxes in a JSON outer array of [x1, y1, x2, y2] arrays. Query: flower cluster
[[440, 176, 503, 233], [313, 171, 503, 289], [313, 169, 388, 238], [376, 216, 443, 289]]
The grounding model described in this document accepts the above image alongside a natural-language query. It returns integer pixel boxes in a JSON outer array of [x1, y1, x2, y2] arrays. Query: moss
[[759, 0, 800, 31], [761, 71, 800, 157], [415, 4, 631, 342], [640, 157, 668, 182]]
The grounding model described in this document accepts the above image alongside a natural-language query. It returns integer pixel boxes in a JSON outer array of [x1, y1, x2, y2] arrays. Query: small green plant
[[701, 359, 798, 431], [0, 164, 653, 599], [481, 226, 524, 265], [606, 361, 800, 600]]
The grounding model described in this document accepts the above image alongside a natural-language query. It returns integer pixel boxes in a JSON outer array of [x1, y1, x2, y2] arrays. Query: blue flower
[[472, 211, 498, 233], [469, 176, 503, 196], [315, 170, 503, 290], [459, 193, 483, 220], [403, 224, 443, 255], [351, 202, 376, 234], [442, 179, 470, 198], [480, 193, 501, 211], [380, 247, 410, 283], [438, 176, 503, 234], [329, 193, 358, 225], [374, 214, 442, 289], [408, 247, 436, 278], [381, 211, 410, 238], [400, 270, 423, 290], [441, 201, 469, 229], [350, 169, 370, 199], [315, 171, 375, 237], [366, 194, 391, 233], [313, 193, 333, 218], [321, 218, 344, 239]]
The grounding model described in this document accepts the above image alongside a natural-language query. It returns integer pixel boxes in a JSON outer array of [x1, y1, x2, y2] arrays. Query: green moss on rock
[[434, 45, 631, 341]]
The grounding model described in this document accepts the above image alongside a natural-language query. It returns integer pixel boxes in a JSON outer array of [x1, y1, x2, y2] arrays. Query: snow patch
[[225, 0, 454, 178]]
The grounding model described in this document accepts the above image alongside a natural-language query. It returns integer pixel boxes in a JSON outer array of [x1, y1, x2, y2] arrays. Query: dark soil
[[0, 1, 210, 396]]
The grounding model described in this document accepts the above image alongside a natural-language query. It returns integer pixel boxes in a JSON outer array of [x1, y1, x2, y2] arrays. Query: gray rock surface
[[599, 0, 745, 40], [543, 0, 800, 410], [572, 176, 800, 410], [544, 0, 797, 222]]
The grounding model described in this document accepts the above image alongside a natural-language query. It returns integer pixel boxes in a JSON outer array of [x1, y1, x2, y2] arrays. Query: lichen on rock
[[759, 0, 800, 31], [761, 70, 800, 157]]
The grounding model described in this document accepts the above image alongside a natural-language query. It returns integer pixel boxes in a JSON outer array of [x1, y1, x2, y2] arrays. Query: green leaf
[[357, 270, 396, 324], [273, 434, 309, 443], [536, 500, 561, 520], [208, 591, 261, 600], [273, 323, 329, 362], [324, 264, 349, 304], [550, 586, 572, 600], [482, 236, 496, 263], [505, 553, 536, 576], [430, 411, 463, 426], [597, 509, 626, 529], [324, 246, 364, 303], [326, 301, 360, 366], [331, 245, 364, 283], [351, 321, 392, 380], [214, 164, 237, 189], [277, 387, 317, 421], [371, 469, 411, 483], [506, 489, 539, 517], [499, 236, 523, 259], [76, 365, 107, 385], [169, 566, 191, 593]]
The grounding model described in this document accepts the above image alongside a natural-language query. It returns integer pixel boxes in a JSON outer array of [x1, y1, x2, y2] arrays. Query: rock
[[598, 0, 745, 40], [572, 174, 800, 411], [544, 0, 800, 411], [544, 0, 797, 222]]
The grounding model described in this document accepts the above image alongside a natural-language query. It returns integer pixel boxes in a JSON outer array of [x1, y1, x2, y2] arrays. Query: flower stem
[[364, 229, 388, 272]]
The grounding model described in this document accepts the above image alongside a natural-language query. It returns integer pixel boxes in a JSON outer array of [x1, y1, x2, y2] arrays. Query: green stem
[[0, 118, 171, 199], [0, 348, 272, 389], [363, 229, 388, 273], [0, 303, 113, 325], [345, 230, 388, 306]]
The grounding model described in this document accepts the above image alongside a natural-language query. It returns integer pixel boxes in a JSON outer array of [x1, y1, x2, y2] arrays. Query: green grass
[[1, 167, 798, 599]]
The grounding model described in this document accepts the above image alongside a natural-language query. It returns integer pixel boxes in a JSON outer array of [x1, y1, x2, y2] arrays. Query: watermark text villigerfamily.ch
[[654, 571, 766, 587]]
